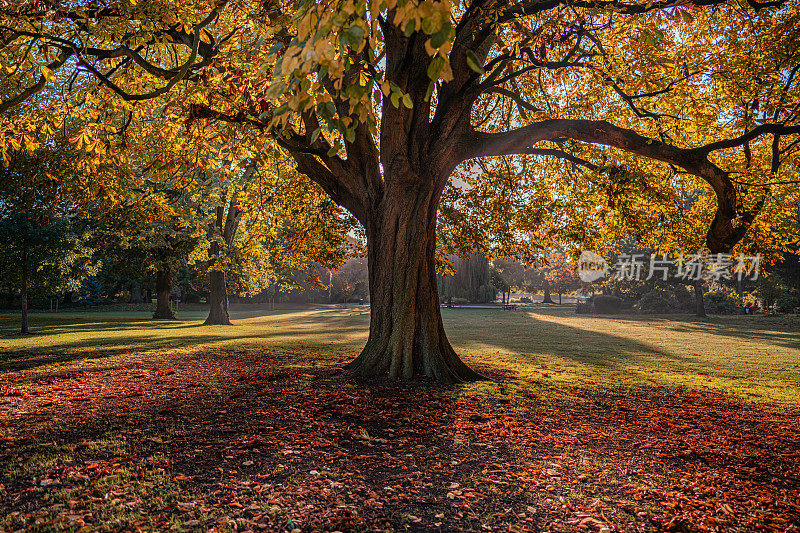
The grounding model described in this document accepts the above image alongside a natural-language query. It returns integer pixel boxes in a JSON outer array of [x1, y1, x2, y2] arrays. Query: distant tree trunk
[[153, 267, 175, 319], [204, 261, 231, 325], [20, 243, 29, 334], [542, 282, 554, 304], [203, 189, 242, 326], [558, 292, 562, 305], [694, 279, 706, 317], [129, 281, 144, 303]]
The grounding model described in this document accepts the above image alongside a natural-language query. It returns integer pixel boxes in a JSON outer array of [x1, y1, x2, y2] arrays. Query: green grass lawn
[[2, 306, 798, 403]]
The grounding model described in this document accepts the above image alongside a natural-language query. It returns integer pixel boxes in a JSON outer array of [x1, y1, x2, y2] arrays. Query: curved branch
[[1, 1, 226, 110], [0, 47, 72, 113], [289, 151, 366, 225], [461, 119, 781, 252], [78, 22, 203, 102], [483, 87, 542, 120], [700, 123, 800, 154]]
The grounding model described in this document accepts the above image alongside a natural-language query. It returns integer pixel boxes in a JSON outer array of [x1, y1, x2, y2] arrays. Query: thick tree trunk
[[153, 267, 176, 319], [693, 279, 707, 317], [345, 183, 483, 383], [542, 282, 554, 304], [204, 268, 231, 325], [20, 246, 29, 334]]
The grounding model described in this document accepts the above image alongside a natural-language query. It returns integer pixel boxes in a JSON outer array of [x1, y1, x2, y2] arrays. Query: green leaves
[[404, 19, 417, 38], [316, 101, 336, 122], [387, 83, 413, 109], [327, 141, 342, 157], [427, 56, 445, 80], [429, 21, 452, 49], [465, 50, 484, 75], [340, 24, 365, 49]]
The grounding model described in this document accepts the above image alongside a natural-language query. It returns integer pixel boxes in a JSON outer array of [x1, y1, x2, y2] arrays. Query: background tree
[[538, 249, 581, 304], [0, 152, 84, 333], [490, 266, 510, 304], [330, 257, 370, 303]]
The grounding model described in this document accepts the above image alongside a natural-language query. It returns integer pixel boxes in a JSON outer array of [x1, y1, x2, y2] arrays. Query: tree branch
[[699, 123, 800, 154], [461, 119, 781, 252], [0, 47, 72, 113]]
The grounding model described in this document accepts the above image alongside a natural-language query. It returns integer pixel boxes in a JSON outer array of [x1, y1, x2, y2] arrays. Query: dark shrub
[[638, 290, 672, 314], [520, 297, 532, 303], [593, 295, 622, 314], [776, 294, 799, 313], [704, 291, 740, 314], [575, 301, 592, 314]]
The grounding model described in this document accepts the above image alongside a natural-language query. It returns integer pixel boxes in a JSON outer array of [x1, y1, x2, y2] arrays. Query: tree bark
[[344, 180, 483, 383], [204, 259, 231, 325], [542, 282, 554, 304], [693, 279, 707, 317], [153, 267, 176, 319], [203, 189, 241, 326]]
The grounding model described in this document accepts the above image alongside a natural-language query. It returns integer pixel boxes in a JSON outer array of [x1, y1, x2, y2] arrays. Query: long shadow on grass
[[5, 309, 795, 376], [646, 315, 800, 350], [0, 311, 370, 373], [442, 308, 682, 370]]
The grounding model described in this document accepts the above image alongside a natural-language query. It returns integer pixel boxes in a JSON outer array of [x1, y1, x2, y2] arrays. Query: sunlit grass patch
[[1, 307, 798, 402]]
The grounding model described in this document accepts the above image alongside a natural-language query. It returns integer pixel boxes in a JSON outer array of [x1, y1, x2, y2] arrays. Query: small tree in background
[[78, 276, 106, 307], [538, 249, 581, 304]]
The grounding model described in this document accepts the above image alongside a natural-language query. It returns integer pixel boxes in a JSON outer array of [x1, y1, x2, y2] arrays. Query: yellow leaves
[[40, 66, 55, 81], [297, 11, 317, 41]]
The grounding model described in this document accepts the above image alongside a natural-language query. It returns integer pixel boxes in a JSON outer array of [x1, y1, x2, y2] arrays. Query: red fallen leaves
[[1, 349, 799, 532]]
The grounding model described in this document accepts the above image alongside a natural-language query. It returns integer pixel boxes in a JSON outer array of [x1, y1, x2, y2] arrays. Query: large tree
[[2, 0, 799, 381]]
